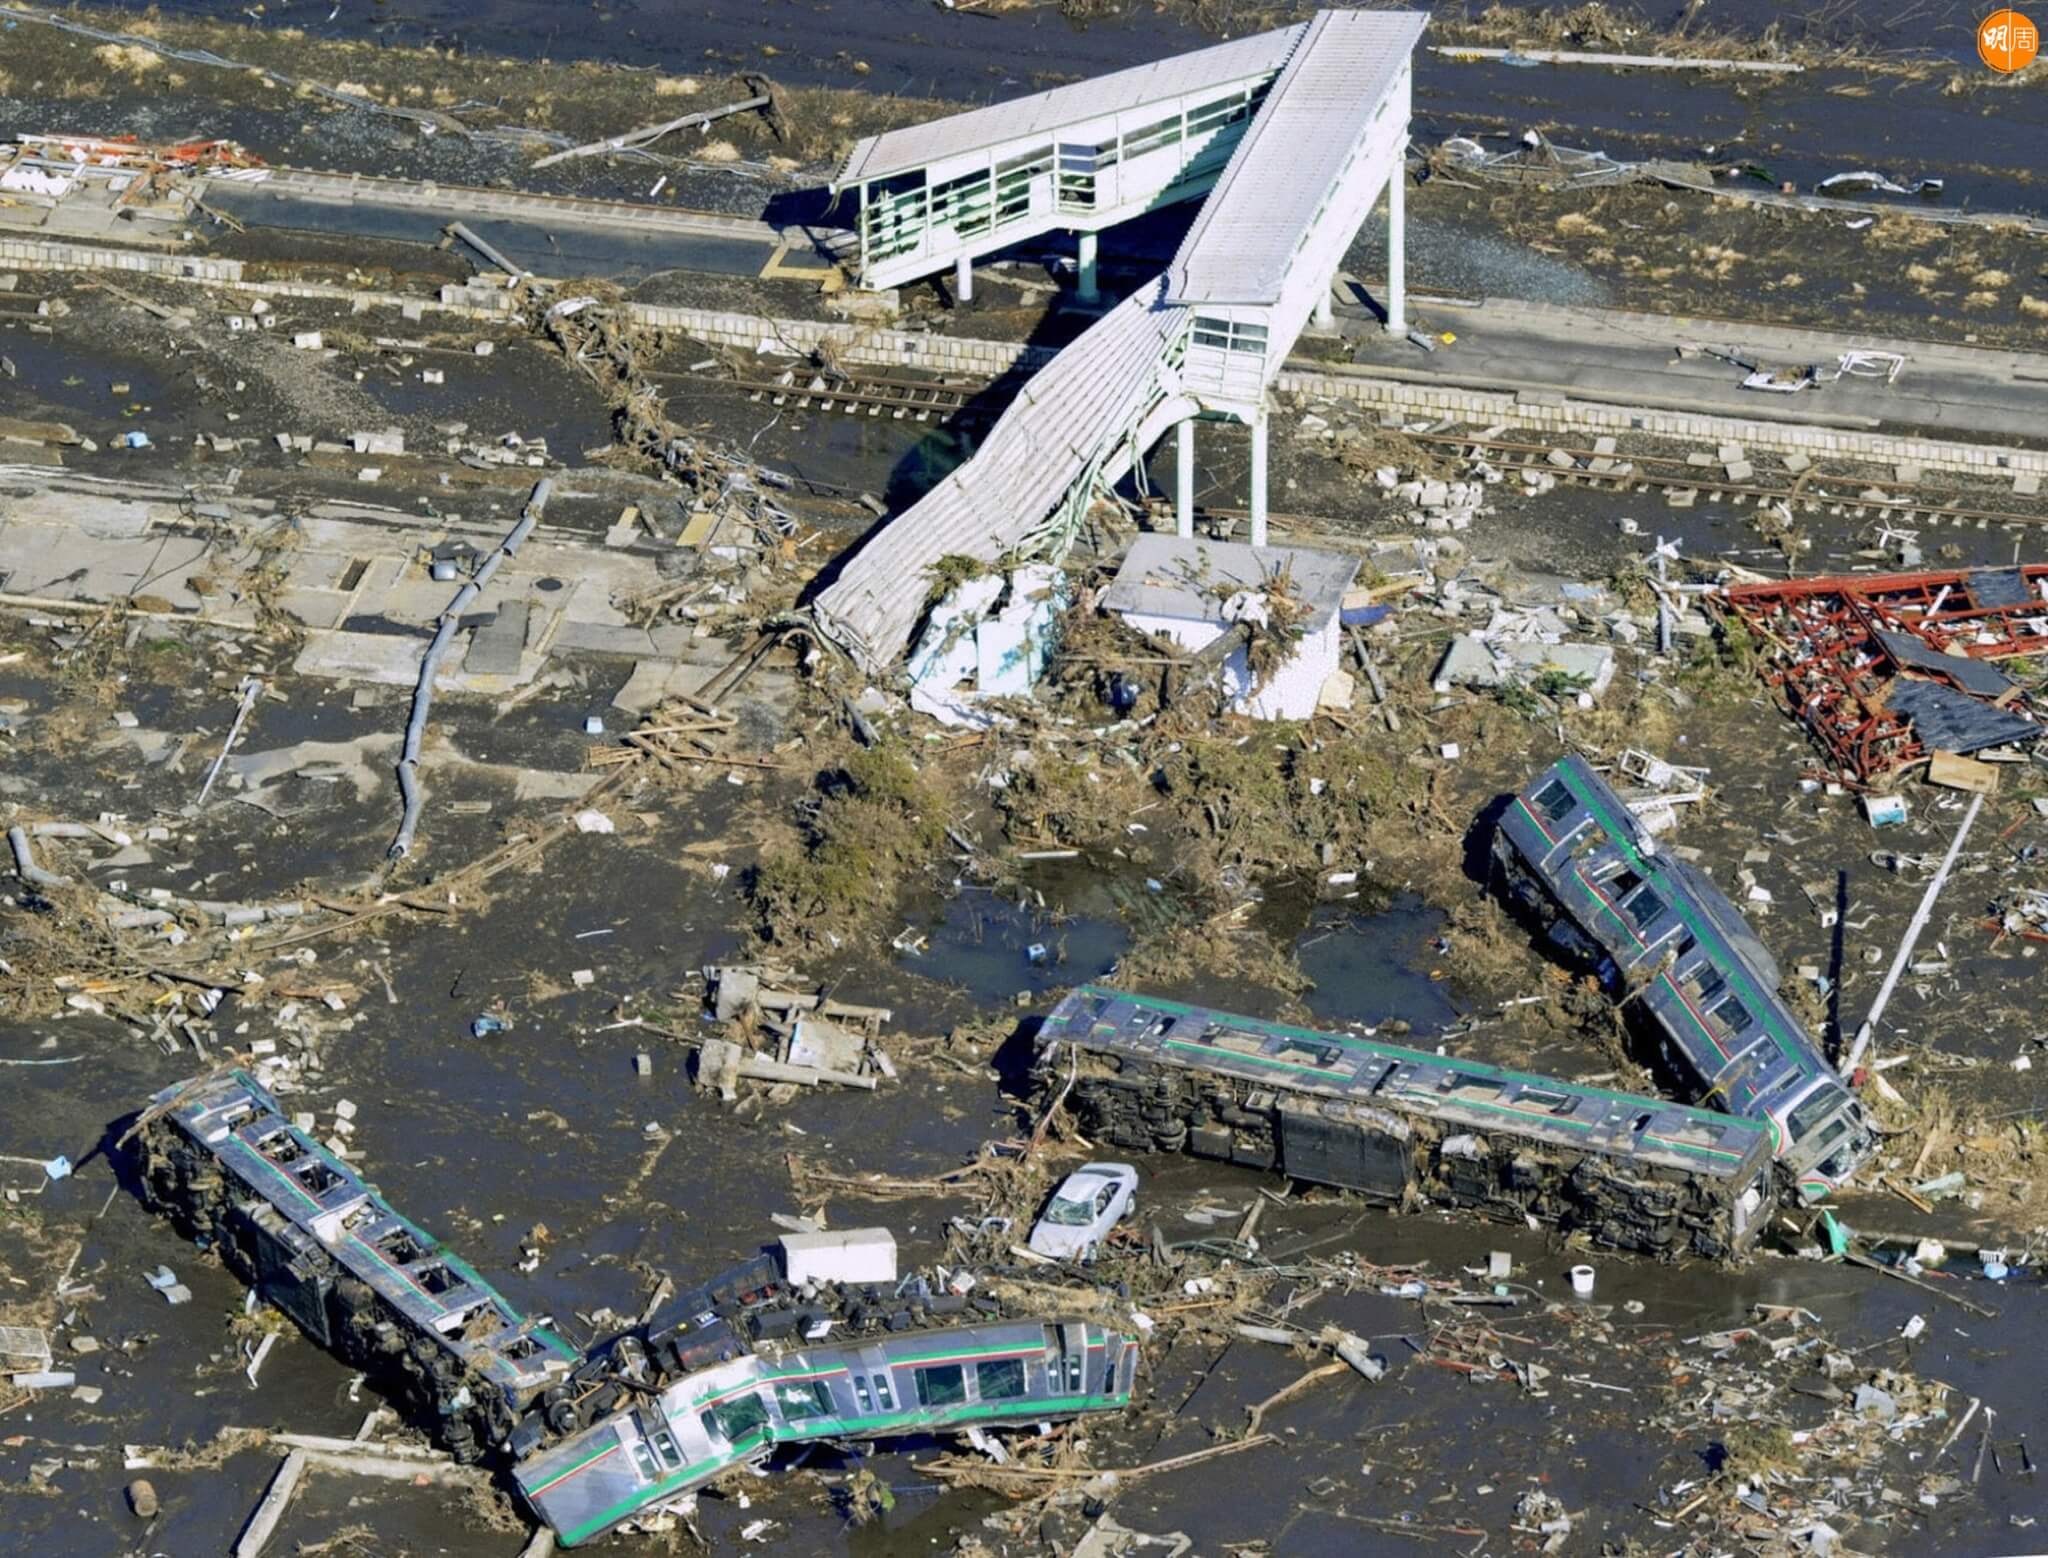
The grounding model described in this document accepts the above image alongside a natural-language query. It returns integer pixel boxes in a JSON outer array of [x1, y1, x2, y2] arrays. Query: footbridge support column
[[1248, 410, 1269, 548], [955, 252, 974, 305], [1076, 231, 1100, 305], [1384, 137, 1408, 336], [1175, 418, 1195, 538]]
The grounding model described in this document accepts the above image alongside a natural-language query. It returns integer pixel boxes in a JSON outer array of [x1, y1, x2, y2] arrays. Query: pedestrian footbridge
[[816, 9, 1425, 675]]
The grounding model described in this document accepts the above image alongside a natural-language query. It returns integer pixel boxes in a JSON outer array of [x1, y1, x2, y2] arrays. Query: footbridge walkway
[[815, 8, 1426, 674]]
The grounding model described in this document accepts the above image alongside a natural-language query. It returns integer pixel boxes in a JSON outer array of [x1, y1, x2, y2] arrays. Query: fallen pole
[[7, 824, 69, 888], [193, 676, 262, 811], [233, 1448, 308, 1558], [1840, 791, 1983, 1078], [447, 222, 529, 283], [530, 92, 772, 169], [1432, 44, 1804, 72], [389, 479, 552, 858]]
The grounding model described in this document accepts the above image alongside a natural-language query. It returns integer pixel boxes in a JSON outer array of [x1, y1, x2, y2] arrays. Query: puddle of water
[[903, 878, 1129, 1006], [1291, 888, 1463, 1037]]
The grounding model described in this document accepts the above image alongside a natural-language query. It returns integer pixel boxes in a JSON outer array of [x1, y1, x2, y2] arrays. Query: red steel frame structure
[[1722, 566, 2048, 785]]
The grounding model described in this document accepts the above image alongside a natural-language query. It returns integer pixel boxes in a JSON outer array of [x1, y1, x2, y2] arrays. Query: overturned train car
[[136, 1070, 1143, 1547], [1037, 986, 1777, 1259], [1492, 756, 1875, 1201], [136, 1070, 582, 1460], [520, 1317, 1139, 1546]]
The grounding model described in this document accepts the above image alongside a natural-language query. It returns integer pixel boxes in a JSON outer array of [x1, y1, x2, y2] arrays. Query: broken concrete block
[[1724, 459, 1754, 482], [1717, 442, 1743, 462], [1545, 448, 1575, 469], [2016, 473, 2041, 497], [291, 331, 324, 350], [1783, 451, 1811, 474]]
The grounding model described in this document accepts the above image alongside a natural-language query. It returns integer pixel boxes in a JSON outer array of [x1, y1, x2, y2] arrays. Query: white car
[[1027, 1163, 1138, 1261]]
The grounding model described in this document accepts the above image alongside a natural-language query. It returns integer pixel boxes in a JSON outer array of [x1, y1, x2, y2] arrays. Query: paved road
[[207, 176, 840, 284], [1337, 296, 2048, 446]]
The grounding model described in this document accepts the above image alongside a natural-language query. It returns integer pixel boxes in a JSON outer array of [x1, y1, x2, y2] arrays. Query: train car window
[[373, 1226, 428, 1264], [643, 1419, 685, 1469], [630, 1440, 659, 1480], [852, 1376, 873, 1413], [1445, 1073, 1504, 1101], [1533, 777, 1577, 822], [1603, 867, 1642, 897], [914, 1365, 966, 1408], [257, 1129, 306, 1166], [1656, 1118, 1732, 1149], [1204, 1027, 1268, 1057], [699, 1392, 770, 1445], [1687, 965, 1727, 1004], [1520, 1087, 1577, 1115], [1620, 887, 1667, 931], [772, 1380, 835, 1422], [1709, 995, 1756, 1036], [1673, 933, 1698, 959], [1787, 1088, 1841, 1141], [976, 1358, 1027, 1400], [873, 1373, 895, 1410], [1270, 1036, 1346, 1070]]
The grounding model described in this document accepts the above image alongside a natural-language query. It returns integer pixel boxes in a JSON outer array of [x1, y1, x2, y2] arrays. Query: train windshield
[[1787, 1086, 1843, 1143]]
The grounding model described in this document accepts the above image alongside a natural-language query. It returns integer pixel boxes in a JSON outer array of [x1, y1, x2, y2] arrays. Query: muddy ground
[[0, 6, 2046, 1556], [2, 244, 2048, 1557], [0, 3, 2040, 345]]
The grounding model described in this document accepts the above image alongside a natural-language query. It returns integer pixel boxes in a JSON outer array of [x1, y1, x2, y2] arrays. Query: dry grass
[[1906, 262, 1941, 286], [92, 42, 162, 77], [2022, 295, 2048, 319], [654, 76, 701, 97], [1554, 212, 1608, 238], [1973, 268, 2012, 287]]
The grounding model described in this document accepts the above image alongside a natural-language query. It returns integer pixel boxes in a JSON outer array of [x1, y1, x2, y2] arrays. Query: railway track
[[1407, 428, 2048, 530], [684, 355, 2048, 530], [719, 367, 1004, 425]]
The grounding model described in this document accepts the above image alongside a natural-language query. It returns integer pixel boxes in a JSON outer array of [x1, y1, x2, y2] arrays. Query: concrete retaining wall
[[0, 237, 241, 282], [1274, 366, 2048, 479]]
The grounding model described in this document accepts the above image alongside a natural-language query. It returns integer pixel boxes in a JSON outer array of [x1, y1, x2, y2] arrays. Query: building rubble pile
[[692, 963, 899, 1104]]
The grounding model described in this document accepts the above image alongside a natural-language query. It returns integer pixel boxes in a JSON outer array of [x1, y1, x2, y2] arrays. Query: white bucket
[[1569, 1264, 1596, 1297]]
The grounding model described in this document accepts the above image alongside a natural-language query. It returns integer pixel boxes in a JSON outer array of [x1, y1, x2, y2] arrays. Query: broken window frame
[[913, 1363, 967, 1408]]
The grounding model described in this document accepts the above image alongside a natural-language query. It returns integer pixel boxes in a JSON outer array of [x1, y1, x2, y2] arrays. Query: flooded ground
[[7, 289, 2047, 1549], [1, 6, 2046, 1557]]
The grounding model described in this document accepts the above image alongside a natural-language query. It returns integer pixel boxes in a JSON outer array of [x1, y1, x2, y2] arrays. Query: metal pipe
[[448, 222, 528, 283], [8, 825, 70, 888], [1841, 790, 1983, 1078], [529, 93, 771, 170], [389, 479, 551, 858], [194, 677, 262, 812]]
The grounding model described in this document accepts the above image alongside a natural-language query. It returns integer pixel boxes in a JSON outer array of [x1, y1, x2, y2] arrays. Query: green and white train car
[[518, 1317, 1138, 1546]]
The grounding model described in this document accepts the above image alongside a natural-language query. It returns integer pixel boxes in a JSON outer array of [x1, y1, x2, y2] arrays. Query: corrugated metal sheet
[[832, 26, 1303, 189], [1168, 10, 1426, 307], [1887, 679, 2039, 754], [813, 280, 1187, 674]]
